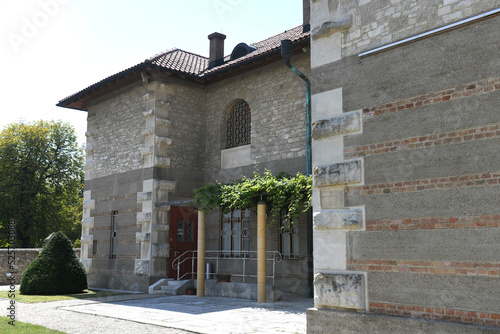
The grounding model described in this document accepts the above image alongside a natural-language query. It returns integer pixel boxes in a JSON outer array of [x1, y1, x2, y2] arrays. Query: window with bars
[[279, 214, 299, 259], [221, 209, 250, 257], [110, 211, 118, 259], [177, 219, 194, 243], [226, 100, 251, 149]]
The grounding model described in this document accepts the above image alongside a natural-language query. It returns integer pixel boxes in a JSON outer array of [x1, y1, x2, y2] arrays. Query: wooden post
[[257, 201, 266, 303], [197, 210, 206, 297]]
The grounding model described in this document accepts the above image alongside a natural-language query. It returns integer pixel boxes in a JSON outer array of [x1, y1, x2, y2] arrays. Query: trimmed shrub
[[20, 231, 87, 295]]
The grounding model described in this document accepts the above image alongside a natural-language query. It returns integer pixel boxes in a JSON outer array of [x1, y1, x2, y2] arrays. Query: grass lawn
[[0, 289, 134, 303], [0, 316, 65, 333]]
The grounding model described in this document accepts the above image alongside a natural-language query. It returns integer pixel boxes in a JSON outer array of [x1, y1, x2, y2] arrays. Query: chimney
[[303, 0, 310, 33], [208, 32, 226, 69]]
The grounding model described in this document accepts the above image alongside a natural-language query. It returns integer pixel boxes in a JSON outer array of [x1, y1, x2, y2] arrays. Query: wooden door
[[168, 206, 198, 279]]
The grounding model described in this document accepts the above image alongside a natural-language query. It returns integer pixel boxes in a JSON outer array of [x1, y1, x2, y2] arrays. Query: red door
[[168, 206, 198, 279]]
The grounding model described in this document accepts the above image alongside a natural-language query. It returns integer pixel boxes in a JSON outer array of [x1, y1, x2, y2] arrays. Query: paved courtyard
[[1, 287, 312, 333]]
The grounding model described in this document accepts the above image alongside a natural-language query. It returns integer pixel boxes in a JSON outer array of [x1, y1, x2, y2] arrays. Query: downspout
[[281, 39, 313, 299]]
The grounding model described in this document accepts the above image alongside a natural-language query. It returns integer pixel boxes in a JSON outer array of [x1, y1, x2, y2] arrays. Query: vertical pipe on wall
[[281, 39, 314, 298], [197, 210, 206, 297], [257, 200, 267, 303]]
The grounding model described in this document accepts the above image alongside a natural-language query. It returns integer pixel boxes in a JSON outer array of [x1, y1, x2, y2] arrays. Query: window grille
[[110, 211, 118, 259], [226, 100, 251, 148], [221, 208, 251, 257]]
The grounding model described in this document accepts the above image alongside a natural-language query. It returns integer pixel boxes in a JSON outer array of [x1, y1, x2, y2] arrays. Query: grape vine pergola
[[192, 170, 312, 302]]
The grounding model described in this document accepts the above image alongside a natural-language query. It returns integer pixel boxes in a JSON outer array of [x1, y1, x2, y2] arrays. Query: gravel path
[[2, 294, 196, 334]]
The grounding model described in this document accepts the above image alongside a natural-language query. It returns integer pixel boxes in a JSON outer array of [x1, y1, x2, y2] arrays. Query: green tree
[[0, 120, 84, 247]]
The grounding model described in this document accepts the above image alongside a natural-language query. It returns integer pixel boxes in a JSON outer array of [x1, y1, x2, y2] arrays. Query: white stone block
[[312, 89, 343, 122], [136, 232, 150, 242], [314, 160, 362, 187], [314, 208, 363, 230], [221, 144, 254, 169], [134, 260, 149, 275], [312, 136, 344, 166], [311, 32, 342, 68], [81, 217, 94, 229], [137, 212, 152, 224], [155, 180, 177, 192], [81, 259, 92, 272], [314, 272, 365, 310], [314, 230, 346, 270], [81, 235, 93, 245], [151, 243, 169, 258], [155, 156, 171, 168]]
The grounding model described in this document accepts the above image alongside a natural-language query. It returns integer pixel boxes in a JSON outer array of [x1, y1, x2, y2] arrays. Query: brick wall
[[308, 0, 500, 331]]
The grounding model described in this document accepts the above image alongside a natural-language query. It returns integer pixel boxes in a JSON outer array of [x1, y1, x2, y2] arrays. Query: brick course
[[366, 215, 500, 231], [348, 259, 500, 277], [368, 302, 500, 328]]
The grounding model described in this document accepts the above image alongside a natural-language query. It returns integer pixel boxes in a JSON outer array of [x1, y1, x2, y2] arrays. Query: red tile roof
[[148, 49, 208, 75], [58, 25, 310, 109]]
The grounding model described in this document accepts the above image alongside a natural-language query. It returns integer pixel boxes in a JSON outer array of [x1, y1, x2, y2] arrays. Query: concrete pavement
[[1, 285, 312, 333]]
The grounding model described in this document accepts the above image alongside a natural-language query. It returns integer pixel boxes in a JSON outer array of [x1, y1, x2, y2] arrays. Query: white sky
[[0, 0, 303, 146]]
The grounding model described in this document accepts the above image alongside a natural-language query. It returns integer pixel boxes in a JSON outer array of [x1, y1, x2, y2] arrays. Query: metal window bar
[[110, 211, 118, 259], [171, 250, 283, 284]]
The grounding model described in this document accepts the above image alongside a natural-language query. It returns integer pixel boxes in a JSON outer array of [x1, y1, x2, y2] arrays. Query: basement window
[[110, 211, 118, 259]]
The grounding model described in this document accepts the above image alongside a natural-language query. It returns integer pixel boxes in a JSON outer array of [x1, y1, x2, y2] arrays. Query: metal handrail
[[171, 250, 283, 283]]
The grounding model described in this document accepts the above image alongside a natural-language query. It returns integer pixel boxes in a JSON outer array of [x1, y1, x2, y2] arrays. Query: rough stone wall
[[88, 83, 148, 179], [311, 0, 500, 58], [204, 52, 310, 176], [309, 0, 500, 331], [0, 249, 80, 285]]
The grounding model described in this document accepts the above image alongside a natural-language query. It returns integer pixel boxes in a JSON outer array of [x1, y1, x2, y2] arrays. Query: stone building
[[58, 0, 500, 331], [58, 21, 312, 295], [308, 0, 500, 332]]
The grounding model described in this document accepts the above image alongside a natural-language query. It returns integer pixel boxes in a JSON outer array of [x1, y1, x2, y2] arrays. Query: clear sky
[[0, 0, 303, 146]]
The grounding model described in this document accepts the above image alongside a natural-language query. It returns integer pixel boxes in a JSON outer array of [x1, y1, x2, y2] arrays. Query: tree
[[20, 231, 87, 295], [0, 120, 84, 247]]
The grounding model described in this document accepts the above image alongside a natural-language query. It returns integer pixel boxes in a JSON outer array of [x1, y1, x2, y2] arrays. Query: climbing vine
[[192, 170, 312, 221]]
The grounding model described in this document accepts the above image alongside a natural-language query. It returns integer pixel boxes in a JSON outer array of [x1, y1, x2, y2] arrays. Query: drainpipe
[[281, 40, 313, 299]]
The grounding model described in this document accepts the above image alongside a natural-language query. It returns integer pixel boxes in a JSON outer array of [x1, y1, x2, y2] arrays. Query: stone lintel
[[314, 272, 365, 310], [314, 208, 363, 230], [312, 14, 353, 40], [312, 111, 361, 140], [314, 160, 362, 187], [134, 260, 149, 275]]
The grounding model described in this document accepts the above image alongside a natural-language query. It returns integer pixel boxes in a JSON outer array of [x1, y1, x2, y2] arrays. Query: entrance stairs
[[149, 278, 192, 295]]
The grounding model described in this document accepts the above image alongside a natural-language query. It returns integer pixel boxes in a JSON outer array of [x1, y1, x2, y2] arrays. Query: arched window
[[225, 100, 250, 149]]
